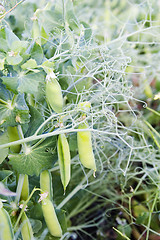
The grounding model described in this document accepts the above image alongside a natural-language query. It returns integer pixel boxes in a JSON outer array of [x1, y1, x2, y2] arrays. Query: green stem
[[144, 120, 160, 138], [113, 227, 131, 240], [62, 0, 65, 27], [143, 120, 160, 149], [11, 94, 17, 106], [15, 174, 25, 204], [14, 187, 41, 230], [0, 0, 26, 20], [146, 107, 160, 117], [57, 171, 93, 209], [0, 99, 8, 105], [146, 191, 159, 240], [0, 128, 115, 150], [34, 113, 58, 136], [17, 125, 28, 152], [34, 110, 74, 136], [14, 125, 27, 203]]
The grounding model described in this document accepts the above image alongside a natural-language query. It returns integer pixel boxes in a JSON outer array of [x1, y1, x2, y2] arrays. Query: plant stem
[[144, 120, 160, 138], [62, 0, 65, 26], [0, 128, 116, 150], [0, 99, 8, 105], [113, 227, 131, 240], [146, 191, 159, 240], [146, 107, 160, 117], [143, 120, 160, 149], [0, 0, 26, 20], [34, 113, 59, 136], [14, 187, 41, 230], [57, 171, 93, 209], [17, 125, 28, 152], [34, 110, 75, 136], [14, 125, 28, 204], [15, 174, 25, 204]]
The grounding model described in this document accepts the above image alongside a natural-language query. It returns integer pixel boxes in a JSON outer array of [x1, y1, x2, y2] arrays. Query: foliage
[[0, 0, 160, 239]]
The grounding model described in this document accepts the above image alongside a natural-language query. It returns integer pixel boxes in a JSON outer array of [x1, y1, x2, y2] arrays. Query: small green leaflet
[[68, 133, 77, 152], [81, 22, 92, 43], [25, 105, 44, 137], [30, 42, 43, 65], [0, 28, 28, 66], [10, 41, 28, 53], [6, 52, 23, 65], [5, 28, 20, 48], [30, 219, 42, 234], [21, 59, 37, 70], [41, 26, 49, 45], [0, 80, 12, 100], [9, 136, 57, 176], [0, 83, 30, 126], [0, 28, 9, 52], [0, 58, 5, 70], [36, 9, 63, 34], [0, 170, 13, 182], [1, 71, 45, 95], [66, 0, 80, 34]]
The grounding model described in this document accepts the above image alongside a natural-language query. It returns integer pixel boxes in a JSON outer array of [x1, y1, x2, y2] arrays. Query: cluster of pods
[[0, 73, 96, 239]]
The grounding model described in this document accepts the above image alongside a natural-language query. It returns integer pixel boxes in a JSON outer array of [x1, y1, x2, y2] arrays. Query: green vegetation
[[0, 0, 160, 239]]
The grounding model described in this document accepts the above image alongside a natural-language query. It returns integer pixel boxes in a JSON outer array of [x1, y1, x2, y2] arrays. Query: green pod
[[20, 174, 29, 201], [77, 121, 96, 171], [40, 170, 53, 200], [144, 84, 153, 99], [41, 26, 49, 45], [155, 79, 160, 91], [45, 77, 63, 113], [21, 212, 34, 240], [32, 19, 41, 45], [57, 134, 71, 191], [0, 207, 14, 240], [7, 126, 21, 153], [41, 198, 62, 237]]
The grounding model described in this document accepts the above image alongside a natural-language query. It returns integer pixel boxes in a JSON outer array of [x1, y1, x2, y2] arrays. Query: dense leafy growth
[[0, 0, 160, 240]]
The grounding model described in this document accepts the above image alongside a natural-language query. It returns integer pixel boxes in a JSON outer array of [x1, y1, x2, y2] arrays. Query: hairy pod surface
[[45, 77, 63, 113], [0, 207, 14, 240], [21, 212, 34, 240], [77, 121, 96, 171], [41, 198, 62, 237], [57, 133, 71, 190], [40, 170, 53, 200]]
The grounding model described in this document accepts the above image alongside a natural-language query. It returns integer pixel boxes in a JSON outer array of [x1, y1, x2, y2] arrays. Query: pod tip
[[93, 171, 96, 178]]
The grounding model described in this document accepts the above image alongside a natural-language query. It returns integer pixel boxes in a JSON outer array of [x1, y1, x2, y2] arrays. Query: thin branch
[[0, 0, 26, 20]]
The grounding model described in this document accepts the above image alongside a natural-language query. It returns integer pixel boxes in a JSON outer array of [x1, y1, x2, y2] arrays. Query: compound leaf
[[9, 136, 57, 176]]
